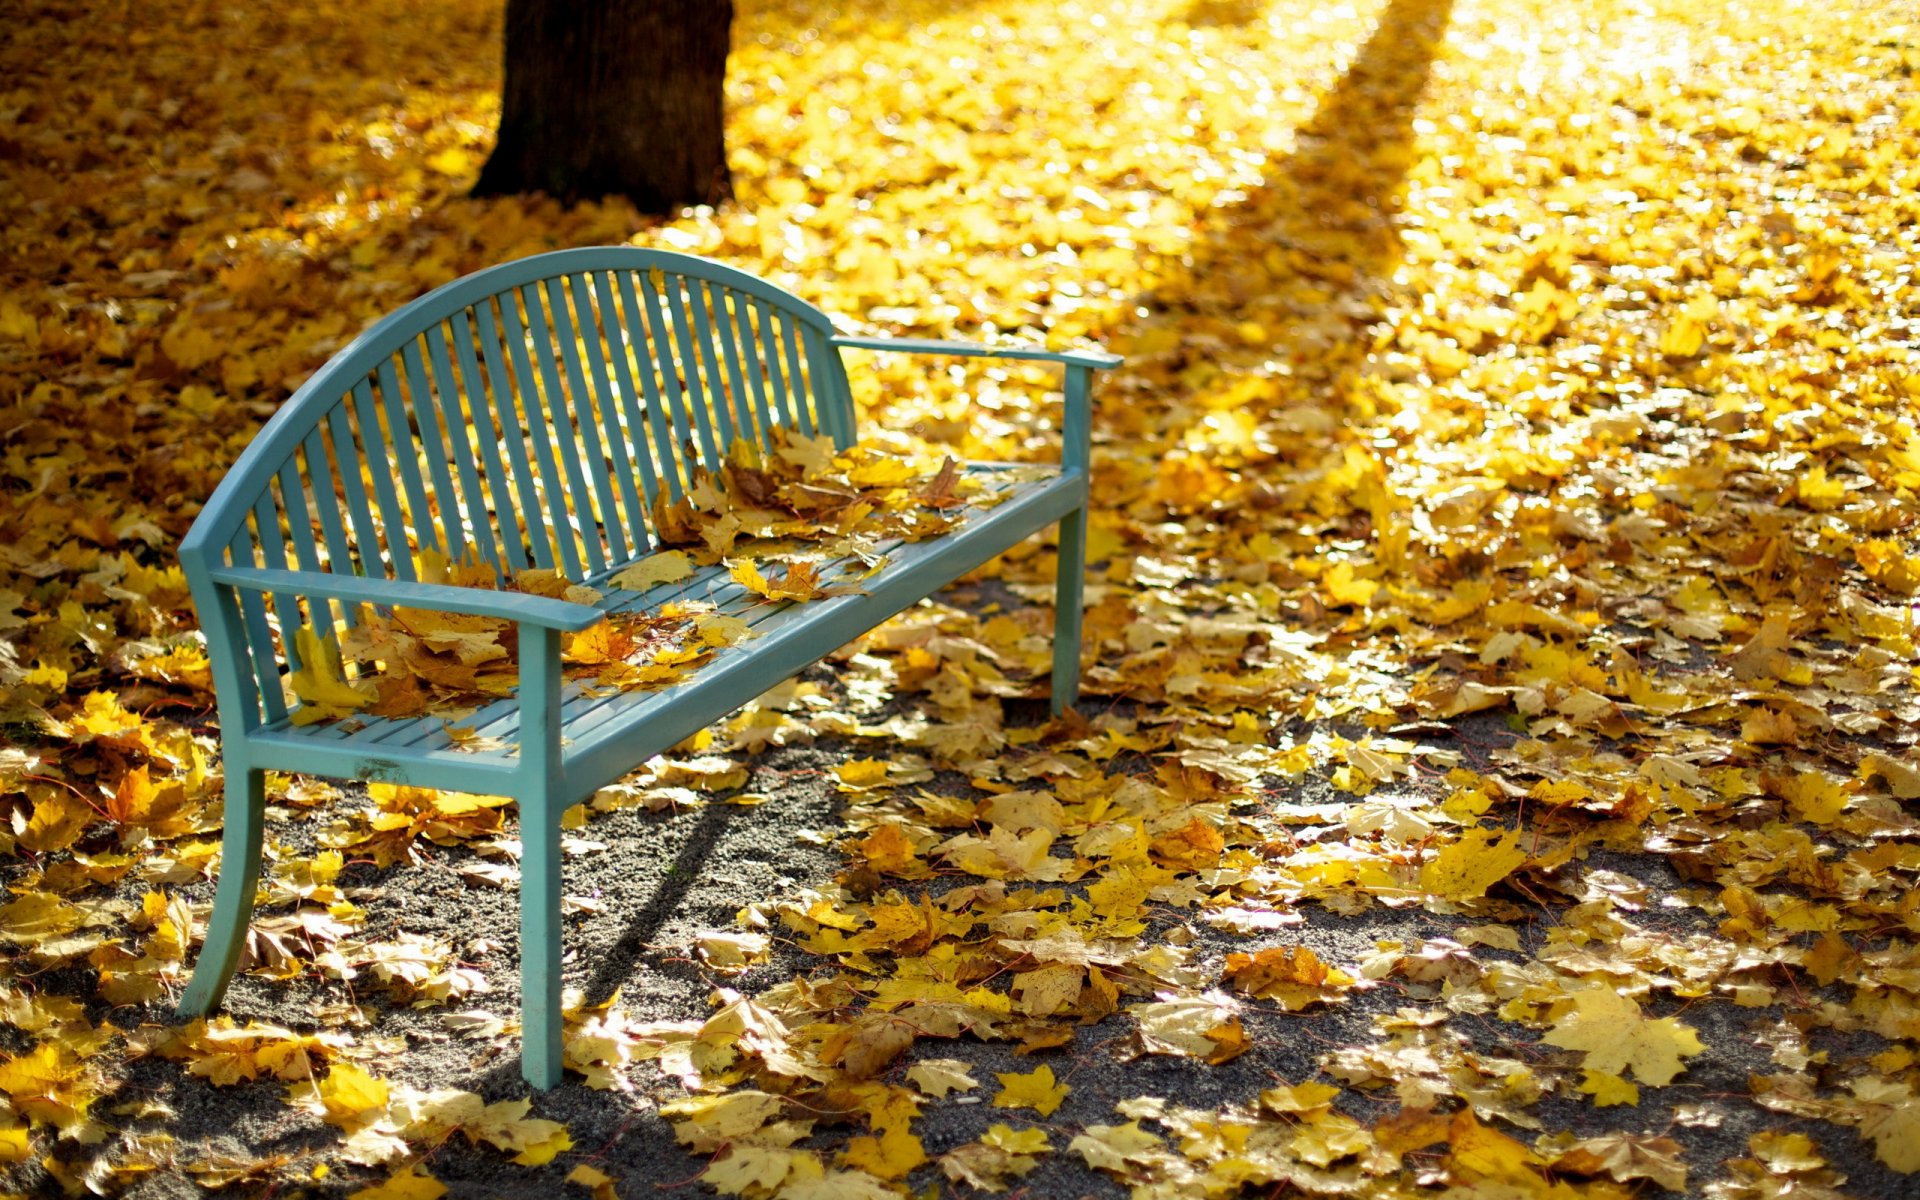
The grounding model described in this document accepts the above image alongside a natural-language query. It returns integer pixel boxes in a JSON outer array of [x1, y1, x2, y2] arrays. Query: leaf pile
[[4, 0, 1920, 1197]]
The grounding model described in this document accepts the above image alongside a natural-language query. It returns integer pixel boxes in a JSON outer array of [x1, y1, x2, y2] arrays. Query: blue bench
[[173, 247, 1119, 1087]]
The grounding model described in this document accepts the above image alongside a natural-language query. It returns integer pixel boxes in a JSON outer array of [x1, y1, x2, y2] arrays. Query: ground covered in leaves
[[5, 0, 1920, 1196]]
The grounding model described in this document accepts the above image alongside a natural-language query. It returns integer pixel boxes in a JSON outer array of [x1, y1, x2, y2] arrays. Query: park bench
[[173, 246, 1119, 1088]]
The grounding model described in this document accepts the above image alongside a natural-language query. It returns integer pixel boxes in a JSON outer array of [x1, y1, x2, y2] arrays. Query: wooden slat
[[613, 272, 683, 503], [592, 271, 665, 517], [525, 283, 609, 576], [474, 299, 555, 572], [707, 283, 761, 449], [501, 288, 586, 578], [568, 274, 652, 560], [250, 489, 303, 667], [542, 277, 626, 567], [229, 521, 288, 724], [349, 376, 416, 579], [300, 426, 355, 581], [733, 296, 778, 444], [325, 400, 388, 580], [276, 455, 337, 635], [424, 324, 504, 574], [685, 280, 738, 453], [755, 299, 800, 431], [635, 271, 700, 498], [448, 308, 530, 574], [804, 330, 853, 448], [373, 359, 440, 561], [777, 311, 816, 437], [398, 339, 469, 563], [656, 275, 724, 475]]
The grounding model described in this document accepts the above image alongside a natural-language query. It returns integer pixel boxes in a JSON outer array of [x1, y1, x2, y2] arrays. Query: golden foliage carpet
[[4, 0, 1920, 1195]]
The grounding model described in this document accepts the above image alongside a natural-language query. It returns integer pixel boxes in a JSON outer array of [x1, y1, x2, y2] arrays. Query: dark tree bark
[[474, 0, 733, 212]]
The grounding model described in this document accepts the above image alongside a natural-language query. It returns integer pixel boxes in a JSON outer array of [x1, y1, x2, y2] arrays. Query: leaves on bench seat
[[297, 438, 1000, 726]]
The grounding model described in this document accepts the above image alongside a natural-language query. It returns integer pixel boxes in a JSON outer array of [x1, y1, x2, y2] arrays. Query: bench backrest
[[180, 247, 855, 728]]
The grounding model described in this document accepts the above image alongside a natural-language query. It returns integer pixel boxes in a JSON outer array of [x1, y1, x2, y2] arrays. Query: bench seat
[[245, 462, 1078, 798]]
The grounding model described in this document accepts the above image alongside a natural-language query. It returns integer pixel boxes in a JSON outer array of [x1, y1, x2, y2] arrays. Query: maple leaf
[[1069, 1121, 1165, 1172], [1420, 828, 1527, 900], [1149, 817, 1226, 871], [347, 1166, 446, 1200], [991, 1065, 1069, 1116], [940, 1124, 1049, 1191], [287, 626, 376, 722], [906, 1059, 978, 1098], [1848, 1077, 1920, 1173], [1542, 985, 1704, 1085], [608, 550, 695, 592], [1550, 1132, 1689, 1192], [1224, 946, 1356, 1011]]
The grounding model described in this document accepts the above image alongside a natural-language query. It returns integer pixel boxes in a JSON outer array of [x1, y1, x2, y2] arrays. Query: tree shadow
[[1115, 0, 1456, 459]]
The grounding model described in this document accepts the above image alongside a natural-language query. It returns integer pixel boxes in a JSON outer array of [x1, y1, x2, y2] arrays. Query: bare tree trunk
[[474, 0, 733, 212]]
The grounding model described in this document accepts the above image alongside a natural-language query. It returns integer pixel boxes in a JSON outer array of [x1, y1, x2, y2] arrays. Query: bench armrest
[[206, 566, 605, 631], [833, 336, 1120, 473], [831, 335, 1122, 370]]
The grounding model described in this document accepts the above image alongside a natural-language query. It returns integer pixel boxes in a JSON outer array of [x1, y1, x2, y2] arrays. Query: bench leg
[[1052, 504, 1088, 716], [177, 765, 265, 1018], [519, 800, 566, 1089]]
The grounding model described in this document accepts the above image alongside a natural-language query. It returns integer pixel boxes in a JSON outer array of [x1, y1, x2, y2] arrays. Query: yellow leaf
[[0, 894, 87, 943], [1149, 818, 1225, 871], [0, 1122, 30, 1164], [1543, 985, 1704, 1085], [18, 792, 90, 853], [348, 1166, 445, 1200], [1223, 946, 1355, 1011], [906, 1059, 978, 1098], [1420, 828, 1527, 899], [609, 550, 695, 592], [316, 1063, 389, 1126], [288, 627, 375, 721], [1323, 561, 1378, 607], [991, 1065, 1069, 1117], [1578, 1069, 1641, 1107], [833, 759, 892, 791]]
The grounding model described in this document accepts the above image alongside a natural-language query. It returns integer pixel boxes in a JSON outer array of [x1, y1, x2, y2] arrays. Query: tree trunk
[[474, 0, 733, 212]]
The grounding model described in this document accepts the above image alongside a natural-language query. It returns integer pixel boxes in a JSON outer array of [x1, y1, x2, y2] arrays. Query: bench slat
[[636, 271, 703, 498], [501, 289, 585, 578], [544, 277, 631, 568], [688, 279, 741, 452], [613, 271, 683, 505], [776, 310, 816, 438], [324, 401, 387, 580], [373, 359, 441, 562], [423, 324, 504, 575], [594, 272, 664, 515], [522, 284, 608, 577], [572, 274, 652, 554], [474, 300, 556, 573], [230, 518, 288, 725], [398, 339, 470, 563], [735, 298, 778, 444], [347, 381, 418, 581], [658, 274, 725, 476], [447, 308, 530, 574], [299, 427, 357, 608]]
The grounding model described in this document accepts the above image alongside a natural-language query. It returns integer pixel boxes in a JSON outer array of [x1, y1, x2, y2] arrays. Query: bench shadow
[[576, 798, 737, 1007]]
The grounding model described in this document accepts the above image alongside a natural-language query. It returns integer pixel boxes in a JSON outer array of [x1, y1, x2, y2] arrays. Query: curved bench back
[[180, 247, 854, 729]]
